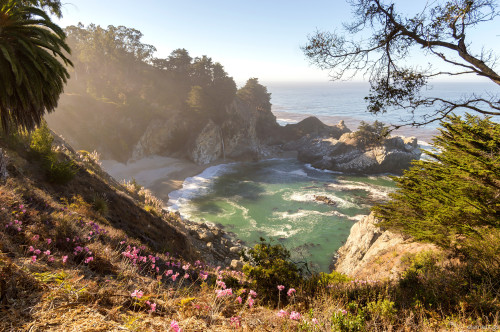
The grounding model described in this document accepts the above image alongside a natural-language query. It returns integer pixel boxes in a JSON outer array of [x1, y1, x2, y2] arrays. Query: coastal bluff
[[333, 212, 438, 280], [132, 110, 421, 175]]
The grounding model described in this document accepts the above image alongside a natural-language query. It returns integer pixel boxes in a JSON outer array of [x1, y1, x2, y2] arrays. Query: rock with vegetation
[[334, 212, 438, 280], [296, 121, 420, 174]]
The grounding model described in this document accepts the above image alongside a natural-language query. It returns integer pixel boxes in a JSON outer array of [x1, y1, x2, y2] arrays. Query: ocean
[[168, 81, 496, 272]]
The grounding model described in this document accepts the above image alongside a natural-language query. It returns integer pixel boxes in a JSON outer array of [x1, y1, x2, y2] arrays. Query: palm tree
[[0, 0, 72, 133]]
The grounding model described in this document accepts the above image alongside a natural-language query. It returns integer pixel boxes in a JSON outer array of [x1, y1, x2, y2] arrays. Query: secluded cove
[[168, 158, 395, 272]]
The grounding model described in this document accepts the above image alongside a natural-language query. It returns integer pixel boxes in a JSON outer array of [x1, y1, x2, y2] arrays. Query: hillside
[[1, 127, 497, 331]]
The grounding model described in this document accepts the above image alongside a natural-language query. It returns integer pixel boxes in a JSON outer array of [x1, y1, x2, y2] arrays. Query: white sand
[[101, 156, 219, 203]]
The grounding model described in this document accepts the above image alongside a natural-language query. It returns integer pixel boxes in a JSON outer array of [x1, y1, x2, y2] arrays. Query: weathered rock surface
[[296, 133, 421, 174], [174, 216, 246, 268], [334, 212, 438, 280], [0, 148, 8, 180]]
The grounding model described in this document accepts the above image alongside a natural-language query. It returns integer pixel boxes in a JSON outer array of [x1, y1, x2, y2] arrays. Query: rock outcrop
[[0, 148, 8, 180], [334, 212, 438, 280], [295, 133, 421, 174]]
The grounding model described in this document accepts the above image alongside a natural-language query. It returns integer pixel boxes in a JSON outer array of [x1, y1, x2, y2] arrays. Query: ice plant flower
[[248, 297, 254, 308], [289, 311, 301, 320], [277, 309, 288, 318], [287, 288, 296, 296], [131, 290, 143, 298], [170, 320, 181, 332]]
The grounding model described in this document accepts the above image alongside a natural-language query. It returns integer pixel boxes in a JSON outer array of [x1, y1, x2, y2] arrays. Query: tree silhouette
[[303, 0, 500, 128], [0, 1, 72, 132]]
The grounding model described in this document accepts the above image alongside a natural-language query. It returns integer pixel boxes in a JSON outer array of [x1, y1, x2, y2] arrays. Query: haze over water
[[169, 81, 495, 272]]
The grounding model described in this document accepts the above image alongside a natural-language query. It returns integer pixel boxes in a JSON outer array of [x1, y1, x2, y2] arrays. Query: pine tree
[[375, 114, 500, 254]]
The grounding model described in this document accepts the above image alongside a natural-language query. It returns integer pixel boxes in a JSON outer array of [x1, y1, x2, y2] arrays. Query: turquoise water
[[169, 159, 395, 272]]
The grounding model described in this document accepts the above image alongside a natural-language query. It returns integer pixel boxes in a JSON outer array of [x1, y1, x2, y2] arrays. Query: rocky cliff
[[294, 132, 421, 174], [132, 98, 282, 164], [334, 212, 438, 280]]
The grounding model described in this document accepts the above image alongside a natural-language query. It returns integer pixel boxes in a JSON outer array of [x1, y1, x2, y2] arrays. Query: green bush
[[30, 122, 53, 156], [331, 303, 366, 332], [242, 238, 304, 304], [44, 154, 78, 184], [353, 121, 389, 147], [92, 193, 109, 215]]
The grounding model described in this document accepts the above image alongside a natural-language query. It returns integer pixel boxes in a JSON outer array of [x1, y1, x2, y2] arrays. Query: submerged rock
[[314, 195, 336, 206]]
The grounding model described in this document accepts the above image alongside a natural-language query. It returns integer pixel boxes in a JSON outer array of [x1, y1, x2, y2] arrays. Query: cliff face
[[334, 212, 438, 280], [132, 98, 282, 165]]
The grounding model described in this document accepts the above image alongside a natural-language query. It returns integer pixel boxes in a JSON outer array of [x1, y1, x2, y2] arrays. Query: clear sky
[[55, 0, 500, 85]]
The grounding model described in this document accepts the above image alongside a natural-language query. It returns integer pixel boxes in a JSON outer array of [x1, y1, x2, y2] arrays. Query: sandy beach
[[101, 156, 222, 204]]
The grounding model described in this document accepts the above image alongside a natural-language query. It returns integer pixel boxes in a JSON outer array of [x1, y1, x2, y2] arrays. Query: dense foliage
[[0, 0, 71, 133], [47, 24, 270, 160], [242, 238, 304, 304], [353, 120, 390, 147], [375, 114, 500, 256]]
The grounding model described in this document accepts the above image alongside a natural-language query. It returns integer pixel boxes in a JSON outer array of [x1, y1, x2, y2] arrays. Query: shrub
[[92, 193, 109, 215], [331, 303, 366, 332], [44, 154, 78, 184], [30, 122, 53, 156], [353, 121, 389, 147], [241, 238, 303, 304]]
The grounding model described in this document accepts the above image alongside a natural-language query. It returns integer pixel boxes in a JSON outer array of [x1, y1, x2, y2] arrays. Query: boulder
[[296, 133, 420, 174]]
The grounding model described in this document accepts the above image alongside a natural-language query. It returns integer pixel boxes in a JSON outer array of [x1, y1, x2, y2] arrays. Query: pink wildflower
[[31, 256, 37, 263], [28, 246, 34, 252], [184, 273, 189, 279], [249, 290, 257, 298], [32, 235, 40, 241], [44, 250, 51, 255], [171, 272, 179, 281], [248, 297, 254, 308], [230, 316, 241, 328], [34, 249, 41, 255], [62, 256, 68, 264], [170, 320, 181, 332], [149, 302, 156, 312], [277, 285, 285, 291], [289, 311, 301, 320], [312, 318, 319, 325], [84, 256, 94, 264], [165, 269, 173, 276], [131, 290, 143, 298], [48, 256, 55, 262], [236, 296, 242, 304], [287, 288, 296, 296], [46, 238, 52, 244], [277, 309, 288, 318]]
